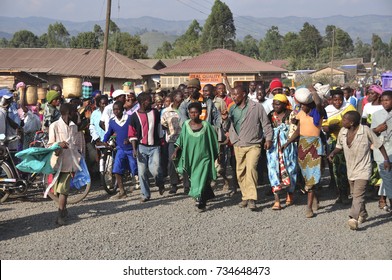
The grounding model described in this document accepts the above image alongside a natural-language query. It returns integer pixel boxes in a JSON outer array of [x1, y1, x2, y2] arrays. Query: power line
[[99, 0, 106, 21], [187, 0, 211, 12], [175, 0, 209, 16]]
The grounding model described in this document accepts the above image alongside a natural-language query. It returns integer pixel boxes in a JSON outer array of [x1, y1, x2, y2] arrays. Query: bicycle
[[0, 131, 90, 204], [96, 136, 137, 195], [96, 136, 118, 195]]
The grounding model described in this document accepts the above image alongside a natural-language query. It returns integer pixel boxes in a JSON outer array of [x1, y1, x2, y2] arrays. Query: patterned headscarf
[[368, 84, 383, 95], [273, 93, 292, 110]]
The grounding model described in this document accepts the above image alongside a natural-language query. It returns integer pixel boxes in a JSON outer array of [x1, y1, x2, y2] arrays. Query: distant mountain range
[[0, 15, 391, 56]]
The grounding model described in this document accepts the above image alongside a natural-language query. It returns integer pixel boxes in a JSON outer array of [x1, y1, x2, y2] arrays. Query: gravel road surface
[[1, 170, 391, 260]]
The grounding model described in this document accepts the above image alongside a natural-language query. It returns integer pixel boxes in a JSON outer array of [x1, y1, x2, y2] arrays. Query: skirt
[[298, 136, 323, 188]]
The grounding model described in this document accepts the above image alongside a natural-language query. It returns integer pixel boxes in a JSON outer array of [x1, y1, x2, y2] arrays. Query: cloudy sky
[[2, 0, 392, 21]]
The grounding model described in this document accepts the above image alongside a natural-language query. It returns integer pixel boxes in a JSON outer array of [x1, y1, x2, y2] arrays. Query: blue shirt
[[103, 114, 132, 150]]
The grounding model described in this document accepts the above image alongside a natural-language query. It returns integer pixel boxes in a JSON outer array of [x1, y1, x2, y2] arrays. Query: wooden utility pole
[[330, 28, 335, 85], [99, 0, 112, 92]]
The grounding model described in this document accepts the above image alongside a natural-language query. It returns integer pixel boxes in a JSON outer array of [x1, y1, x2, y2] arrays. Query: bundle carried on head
[[123, 81, 132, 92], [16, 82, 26, 90], [63, 77, 82, 98], [314, 83, 331, 99], [295, 87, 313, 104], [82, 81, 93, 99]]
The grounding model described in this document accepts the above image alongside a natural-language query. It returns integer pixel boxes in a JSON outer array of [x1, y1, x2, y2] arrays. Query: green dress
[[175, 120, 219, 199]]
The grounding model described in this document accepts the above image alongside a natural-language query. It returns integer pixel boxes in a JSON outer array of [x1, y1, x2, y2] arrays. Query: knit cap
[[268, 78, 283, 92], [46, 90, 60, 104]]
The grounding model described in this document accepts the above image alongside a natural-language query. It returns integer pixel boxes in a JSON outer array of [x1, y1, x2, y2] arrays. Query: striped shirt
[[129, 109, 161, 146]]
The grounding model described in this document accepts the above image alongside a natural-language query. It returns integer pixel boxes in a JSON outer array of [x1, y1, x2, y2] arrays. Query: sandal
[[272, 202, 282, 210], [285, 193, 294, 206], [378, 197, 386, 209]]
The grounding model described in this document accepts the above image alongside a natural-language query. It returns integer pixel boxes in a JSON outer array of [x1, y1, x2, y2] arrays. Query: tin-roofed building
[[159, 48, 287, 89], [0, 48, 160, 93]]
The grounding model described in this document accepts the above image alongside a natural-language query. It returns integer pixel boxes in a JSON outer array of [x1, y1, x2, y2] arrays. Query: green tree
[[282, 32, 303, 70], [335, 28, 353, 55], [171, 20, 202, 57], [371, 34, 391, 69], [109, 32, 148, 59], [9, 30, 41, 48], [0, 38, 8, 47], [93, 24, 104, 46], [324, 25, 353, 59], [199, 0, 236, 52], [69, 32, 100, 49], [46, 22, 70, 47], [372, 34, 389, 61], [354, 38, 371, 62], [109, 20, 120, 34], [385, 37, 392, 69], [154, 41, 174, 59], [299, 22, 322, 60], [39, 33, 48, 48], [235, 35, 259, 58], [259, 26, 282, 61]]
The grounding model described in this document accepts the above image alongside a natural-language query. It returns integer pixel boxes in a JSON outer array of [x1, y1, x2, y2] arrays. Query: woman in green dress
[[172, 102, 219, 212]]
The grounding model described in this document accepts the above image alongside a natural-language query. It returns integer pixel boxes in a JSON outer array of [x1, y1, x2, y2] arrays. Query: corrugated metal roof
[[268, 59, 289, 69], [136, 59, 162, 68], [160, 58, 186, 68], [0, 48, 159, 79], [160, 49, 287, 74]]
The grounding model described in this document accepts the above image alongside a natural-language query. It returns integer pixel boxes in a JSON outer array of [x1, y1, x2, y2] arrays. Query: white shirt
[[371, 108, 392, 163], [114, 113, 128, 127], [262, 98, 273, 115], [362, 103, 383, 123], [100, 103, 114, 131], [248, 91, 258, 102]]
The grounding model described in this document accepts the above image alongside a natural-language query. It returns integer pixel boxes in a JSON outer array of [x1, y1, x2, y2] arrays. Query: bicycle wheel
[[0, 161, 15, 203], [102, 154, 117, 195], [46, 174, 91, 204]]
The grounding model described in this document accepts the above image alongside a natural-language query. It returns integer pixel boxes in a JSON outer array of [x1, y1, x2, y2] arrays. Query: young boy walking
[[48, 103, 83, 226], [328, 111, 391, 230], [102, 101, 137, 199]]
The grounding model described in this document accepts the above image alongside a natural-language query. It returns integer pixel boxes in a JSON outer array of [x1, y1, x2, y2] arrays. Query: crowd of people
[[0, 76, 391, 230]]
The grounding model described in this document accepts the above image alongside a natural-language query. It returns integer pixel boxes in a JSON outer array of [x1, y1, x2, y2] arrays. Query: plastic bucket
[[381, 72, 392, 91]]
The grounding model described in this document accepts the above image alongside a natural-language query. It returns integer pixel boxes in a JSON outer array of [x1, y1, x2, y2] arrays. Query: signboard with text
[[189, 73, 222, 87]]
